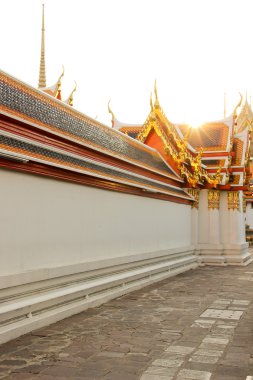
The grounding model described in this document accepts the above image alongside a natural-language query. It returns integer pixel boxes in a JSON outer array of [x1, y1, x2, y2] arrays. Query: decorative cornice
[[0, 130, 189, 200], [0, 158, 192, 205], [0, 113, 183, 189]]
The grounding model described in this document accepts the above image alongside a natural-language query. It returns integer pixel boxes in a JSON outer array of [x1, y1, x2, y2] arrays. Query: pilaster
[[197, 189, 225, 265], [223, 191, 252, 265]]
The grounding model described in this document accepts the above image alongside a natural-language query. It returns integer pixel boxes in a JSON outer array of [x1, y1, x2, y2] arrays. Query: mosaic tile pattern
[[0, 134, 187, 197], [0, 77, 175, 177]]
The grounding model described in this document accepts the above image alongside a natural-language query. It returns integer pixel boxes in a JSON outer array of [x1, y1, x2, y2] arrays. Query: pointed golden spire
[[150, 92, 153, 111], [233, 92, 243, 119], [108, 99, 115, 127], [55, 65, 65, 100], [224, 92, 226, 119], [65, 81, 77, 106], [154, 79, 160, 108], [38, 4, 46, 88]]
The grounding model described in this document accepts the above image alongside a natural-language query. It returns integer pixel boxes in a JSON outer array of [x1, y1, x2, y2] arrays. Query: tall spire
[[38, 4, 46, 88]]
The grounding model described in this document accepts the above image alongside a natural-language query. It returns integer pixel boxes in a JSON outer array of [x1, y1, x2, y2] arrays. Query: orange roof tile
[[178, 122, 229, 151], [232, 138, 244, 165]]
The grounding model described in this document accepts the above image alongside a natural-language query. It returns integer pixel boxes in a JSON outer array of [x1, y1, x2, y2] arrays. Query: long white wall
[[0, 169, 192, 276], [0, 168, 197, 343]]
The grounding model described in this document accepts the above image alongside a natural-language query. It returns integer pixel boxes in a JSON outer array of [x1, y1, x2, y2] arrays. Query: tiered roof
[[112, 84, 251, 191], [0, 70, 191, 204]]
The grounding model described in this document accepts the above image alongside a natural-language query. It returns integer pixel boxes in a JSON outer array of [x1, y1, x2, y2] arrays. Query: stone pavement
[[1, 261, 253, 380]]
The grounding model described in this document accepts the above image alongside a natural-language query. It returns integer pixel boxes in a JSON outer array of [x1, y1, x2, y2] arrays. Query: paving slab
[[1, 258, 253, 379]]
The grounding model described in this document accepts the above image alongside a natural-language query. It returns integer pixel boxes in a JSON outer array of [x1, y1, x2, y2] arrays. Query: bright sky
[[1, 0, 253, 127]]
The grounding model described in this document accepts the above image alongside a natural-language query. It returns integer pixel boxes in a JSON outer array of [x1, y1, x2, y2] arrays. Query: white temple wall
[[0, 169, 192, 275], [0, 168, 196, 344]]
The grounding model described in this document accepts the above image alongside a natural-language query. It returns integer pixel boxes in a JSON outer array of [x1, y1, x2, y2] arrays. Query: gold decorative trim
[[208, 190, 220, 209], [228, 191, 240, 211], [188, 189, 200, 209]]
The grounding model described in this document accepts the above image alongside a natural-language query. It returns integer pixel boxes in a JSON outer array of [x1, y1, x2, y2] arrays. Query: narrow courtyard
[[0, 259, 253, 380]]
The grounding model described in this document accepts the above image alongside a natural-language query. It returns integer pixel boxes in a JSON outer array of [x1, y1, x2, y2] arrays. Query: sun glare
[[189, 121, 203, 129], [181, 116, 206, 130]]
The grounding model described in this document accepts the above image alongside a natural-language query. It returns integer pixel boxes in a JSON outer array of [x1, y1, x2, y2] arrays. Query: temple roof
[[108, 84, 252, 189], [177, 117, 233, 152], [113, 119, 142, 139], [1, 70, 250, 194], [0, 71, 180, 180], [0, 70, 192, 203]]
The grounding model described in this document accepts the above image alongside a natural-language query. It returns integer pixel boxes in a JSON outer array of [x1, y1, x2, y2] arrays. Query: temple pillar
[[222, 191, 252, 265], [220, 191, 230, 245], [197, 189, 225, 265]]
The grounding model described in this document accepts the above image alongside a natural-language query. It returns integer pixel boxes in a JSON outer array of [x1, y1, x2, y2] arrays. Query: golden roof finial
[[58, 65, 65, 83], [154, 79, 160, 108], [38, 4, 46, 88], [233, 92, 242, 119], [66, 81, 77, 107], [55, 65, 64, 100], [150, 92, 153, 111], [108, 99, 115, 127]]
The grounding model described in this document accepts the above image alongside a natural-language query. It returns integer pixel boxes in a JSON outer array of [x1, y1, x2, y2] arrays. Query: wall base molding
[[197, 243, 252, 266], [0, 246, 197, 345], [197, 244, 227, 266], [223, 243, 253, 265]]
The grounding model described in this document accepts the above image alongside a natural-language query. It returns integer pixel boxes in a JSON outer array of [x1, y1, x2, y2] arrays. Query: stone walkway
[[1, 262, 253, 380]]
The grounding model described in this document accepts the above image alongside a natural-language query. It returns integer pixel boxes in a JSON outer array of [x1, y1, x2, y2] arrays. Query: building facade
[[0, 6, 253, 344]]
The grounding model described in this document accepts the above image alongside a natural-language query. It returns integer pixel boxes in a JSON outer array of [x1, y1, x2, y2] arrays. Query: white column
[[197, 189, 225, 265], [198, 189, 209, 244], [223, 191, 252, 265], [209, 208, 220, 244], [220, 191, 230, 245]]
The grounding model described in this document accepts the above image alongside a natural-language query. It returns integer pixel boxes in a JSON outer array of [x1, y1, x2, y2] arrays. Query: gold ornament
[[208, 190, 220, 209]]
